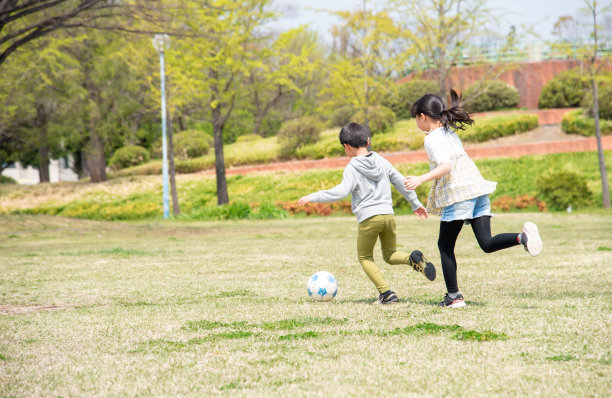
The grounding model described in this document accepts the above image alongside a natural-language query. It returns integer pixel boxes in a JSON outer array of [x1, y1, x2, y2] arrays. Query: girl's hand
[[413, 207, 428, 220], [405, 175, 423, 190], [298, 195, 311, 206]]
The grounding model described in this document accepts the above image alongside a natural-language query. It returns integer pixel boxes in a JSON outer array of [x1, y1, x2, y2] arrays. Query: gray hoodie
[[308, 152, 423, 223]]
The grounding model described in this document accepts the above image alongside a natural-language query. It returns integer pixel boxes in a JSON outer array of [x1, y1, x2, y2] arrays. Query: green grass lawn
[[1, 213, 610, 396]]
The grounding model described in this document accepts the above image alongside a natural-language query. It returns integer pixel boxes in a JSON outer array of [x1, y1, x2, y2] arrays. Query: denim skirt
[[441, 194, 492, 223]]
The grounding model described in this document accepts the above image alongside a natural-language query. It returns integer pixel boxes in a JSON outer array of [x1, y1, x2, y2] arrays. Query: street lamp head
[[152, 34, 171, 53]]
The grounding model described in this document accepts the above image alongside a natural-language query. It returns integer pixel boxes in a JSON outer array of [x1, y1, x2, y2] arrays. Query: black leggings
[[438, 216, 519, 293]]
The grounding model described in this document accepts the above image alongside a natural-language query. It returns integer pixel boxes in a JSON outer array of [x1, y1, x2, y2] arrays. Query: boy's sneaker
[[439, 293, 466, 308], [521, 222, 543, 257], [409, 250, 436, 281], [378, 290, 398, 304]]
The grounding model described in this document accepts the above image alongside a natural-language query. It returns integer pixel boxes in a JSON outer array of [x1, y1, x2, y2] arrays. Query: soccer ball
[[307, 271, 338, 302]]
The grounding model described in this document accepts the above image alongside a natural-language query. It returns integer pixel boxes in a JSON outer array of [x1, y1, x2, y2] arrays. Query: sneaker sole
[[523, 222, 543, 257], [448, 300, 466, 308], [410, 250, 436, 281]]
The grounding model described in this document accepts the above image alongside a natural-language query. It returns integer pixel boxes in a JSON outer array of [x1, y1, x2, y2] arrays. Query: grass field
[[1, 213, 611, 396]]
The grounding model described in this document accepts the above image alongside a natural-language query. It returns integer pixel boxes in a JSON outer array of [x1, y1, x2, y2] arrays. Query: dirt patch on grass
[[0, 304, 76, 315]]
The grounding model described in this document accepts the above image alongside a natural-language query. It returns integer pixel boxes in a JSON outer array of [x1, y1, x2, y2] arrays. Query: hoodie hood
[[349, 152, 384, 182]]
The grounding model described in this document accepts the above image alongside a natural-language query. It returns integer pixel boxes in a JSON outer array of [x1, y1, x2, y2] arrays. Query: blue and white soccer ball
[[307, 271, 338, 302]]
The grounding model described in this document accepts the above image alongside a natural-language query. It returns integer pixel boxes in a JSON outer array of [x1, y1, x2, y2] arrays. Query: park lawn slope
[[1, 151, 611, 221]]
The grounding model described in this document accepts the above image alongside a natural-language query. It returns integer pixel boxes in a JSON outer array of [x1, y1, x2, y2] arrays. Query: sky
[[273, 0, 592, 43]]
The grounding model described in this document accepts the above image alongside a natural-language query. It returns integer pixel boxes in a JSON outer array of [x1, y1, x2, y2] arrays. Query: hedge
[[459, 114, 538, 142], [561, 109, 612, 136]]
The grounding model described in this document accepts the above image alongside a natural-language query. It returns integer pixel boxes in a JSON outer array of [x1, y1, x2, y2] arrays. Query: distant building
[[2, 157, 79, 184]]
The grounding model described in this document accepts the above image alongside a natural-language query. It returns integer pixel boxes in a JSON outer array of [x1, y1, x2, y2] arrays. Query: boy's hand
[[414, 207, 428, 220], [405, 175, 423, 190], [298, 195, 311, 206]]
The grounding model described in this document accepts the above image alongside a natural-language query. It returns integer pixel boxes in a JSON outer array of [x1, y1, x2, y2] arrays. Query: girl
[[405, 89, 542, 308]]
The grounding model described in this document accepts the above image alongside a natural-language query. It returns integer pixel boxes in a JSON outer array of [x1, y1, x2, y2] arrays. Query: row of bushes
[[3, 151, 609, 220], [562, 109, 612, 136], [459, 114, 538, 142], [112, 112, 539, 176]]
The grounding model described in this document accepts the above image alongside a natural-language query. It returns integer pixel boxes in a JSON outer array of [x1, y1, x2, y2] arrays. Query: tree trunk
[[167, 108, 180, 215], [590, 5, 610, 208], [437, 3, 448, 98], [592, 79, 611, 208], [86, 129, 107, 183], [36, 103, 50, 183], [212, 105, 229, 205]]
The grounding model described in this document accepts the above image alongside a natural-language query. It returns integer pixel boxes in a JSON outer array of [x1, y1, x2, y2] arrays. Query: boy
[[298, 122, 436, 304]]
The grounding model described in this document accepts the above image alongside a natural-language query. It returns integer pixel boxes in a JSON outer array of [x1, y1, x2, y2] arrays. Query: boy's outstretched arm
[[298, 195, 311, 206], [298, 167, 354, 206]]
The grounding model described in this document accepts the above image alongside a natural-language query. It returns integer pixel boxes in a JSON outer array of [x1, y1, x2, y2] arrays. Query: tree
[[0, 33, 80, 182], [0, 0, 114, 69], [548, 2, 611, 208], [325, 5, 407, 131], [245, 26, 321, 137], [392, 0, 511, 98], [584, 0, 611, 208], [168, 0, 275, 205]]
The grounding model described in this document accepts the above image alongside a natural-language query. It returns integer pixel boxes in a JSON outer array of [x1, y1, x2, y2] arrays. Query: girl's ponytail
[[439, 89, 474, 131]]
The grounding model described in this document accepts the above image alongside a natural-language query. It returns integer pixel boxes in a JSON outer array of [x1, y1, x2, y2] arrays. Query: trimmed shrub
[[351, 105, 397, 135], [153, 129, 211, 160], [384, 80, 439, 119], [536, 171, 593, 211], [173, 130, 211, 160], [277, 116, 323, 158], [188, 202, 288, 220], [109, 145, 150, 170], [329, 105, 356, 128], [581, 75, 612, 119], [561, 109, 612, 136], [538, 68, 590, 109], [1, 175, 16, 184], [464, 80, 519, 112], [460, 114, 538, 142]]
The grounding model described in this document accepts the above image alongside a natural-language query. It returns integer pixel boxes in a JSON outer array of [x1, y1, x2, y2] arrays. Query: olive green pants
[[357, 214, 411, 293]]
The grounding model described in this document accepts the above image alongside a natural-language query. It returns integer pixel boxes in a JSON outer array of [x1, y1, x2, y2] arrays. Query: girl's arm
[[404, 162, 451, 190]]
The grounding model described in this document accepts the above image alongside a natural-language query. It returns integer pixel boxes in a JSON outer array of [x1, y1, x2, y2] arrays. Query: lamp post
[[152, 34, 171, 219]]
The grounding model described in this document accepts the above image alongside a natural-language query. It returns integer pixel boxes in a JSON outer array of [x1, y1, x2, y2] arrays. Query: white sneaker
[[522, 222, 543, 256]]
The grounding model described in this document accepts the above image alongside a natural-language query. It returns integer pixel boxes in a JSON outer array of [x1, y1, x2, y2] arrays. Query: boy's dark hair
[[339, 122, 369, 148], [410, 89, 474, 131]]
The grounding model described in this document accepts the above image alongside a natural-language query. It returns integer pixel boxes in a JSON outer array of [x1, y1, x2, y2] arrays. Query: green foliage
[[0, 175, 16, 184], [459, 114, 538, 142], [109, 145, 150, 170], [538, 68, 591, 109], [561, 109, 612, 136], [223, 108, 255, 143], [464, 80, 519, 112], [351, 105, 397, 135], [174, 130, 211, 159], [187, 202, 288, 221], [383, 80, 439, 119], [153, 130, 212, 160], [451, 330, 508, 341], [329, 105, 356, 128], [235, 134, 263, 143], [581, 75, 612, 119], [536, 171, 593, 211], [277, 116, 323, 158], [386, 323, 462, 336]]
